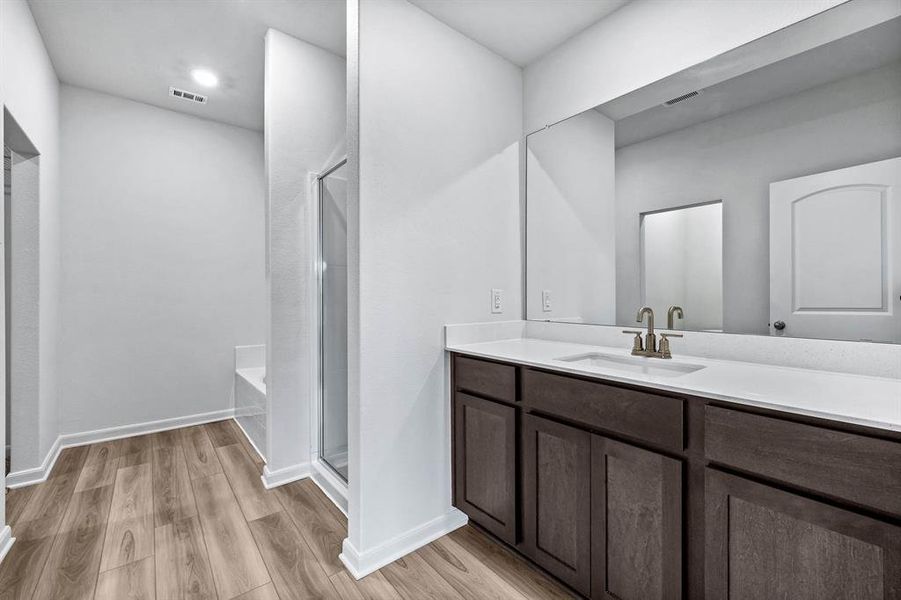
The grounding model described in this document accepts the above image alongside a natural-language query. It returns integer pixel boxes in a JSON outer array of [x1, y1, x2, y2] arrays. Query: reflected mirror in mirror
[[641, 202, 722, 332], [526, 11, 901, 343]]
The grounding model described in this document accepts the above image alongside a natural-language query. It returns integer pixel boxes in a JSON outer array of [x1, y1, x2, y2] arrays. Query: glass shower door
[[319, 160, 348, 481]]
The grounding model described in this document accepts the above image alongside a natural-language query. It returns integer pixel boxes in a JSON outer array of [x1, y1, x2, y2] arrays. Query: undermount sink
[[556, 352, 705, 378]]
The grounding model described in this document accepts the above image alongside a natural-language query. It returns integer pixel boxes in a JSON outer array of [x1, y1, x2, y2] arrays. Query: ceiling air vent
[[663, 90, 701, 107], [169, 86, 207, 105]]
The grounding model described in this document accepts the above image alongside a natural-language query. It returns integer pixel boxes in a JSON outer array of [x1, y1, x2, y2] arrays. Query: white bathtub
[[237, 366, 266, 394], [234, 345, 266, 461]]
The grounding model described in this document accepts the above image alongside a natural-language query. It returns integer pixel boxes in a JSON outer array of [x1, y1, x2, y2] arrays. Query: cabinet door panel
[[454, 393, 517, 543], [522, 413, 591, 595], [592, 437, 682, 600], [706, 469, 901, 600]]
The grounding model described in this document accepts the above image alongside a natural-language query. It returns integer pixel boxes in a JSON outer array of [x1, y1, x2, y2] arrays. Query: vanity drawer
[[454, 355, 516, 404], [521, 369, 684, 451], [705, 405, 901, 516]]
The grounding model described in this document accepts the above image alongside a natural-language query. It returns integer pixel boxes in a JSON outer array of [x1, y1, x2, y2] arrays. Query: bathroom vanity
[[450, 6, 901, 598], [448, 340, 901, 600]]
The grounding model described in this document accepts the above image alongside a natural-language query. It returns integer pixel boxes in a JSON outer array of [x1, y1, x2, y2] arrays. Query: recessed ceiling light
[[191, 68, 219, 88]]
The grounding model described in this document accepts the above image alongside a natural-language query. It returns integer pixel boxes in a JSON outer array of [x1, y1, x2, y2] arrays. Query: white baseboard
[[311, 459, 348, 516], [261, 461, 311, 490], [5, 436, 63, 489], [0, 526, 14, 565], [59, 408, 236, 448], [339, 508, 468, 579], [6, 408, 235, 488]]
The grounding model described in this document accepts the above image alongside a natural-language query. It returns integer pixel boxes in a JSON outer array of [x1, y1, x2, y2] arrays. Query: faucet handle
[[658, 332, 682, 358], [622, 330, 644, 353]]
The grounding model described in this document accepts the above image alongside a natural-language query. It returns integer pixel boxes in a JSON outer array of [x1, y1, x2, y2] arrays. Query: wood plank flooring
[[1, 420, 577, 599]]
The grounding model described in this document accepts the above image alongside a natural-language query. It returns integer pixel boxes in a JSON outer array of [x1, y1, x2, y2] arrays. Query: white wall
[[1, 0, 60, 475], [523, 0, 851, 132], [58, 85, 266, 433], [526, 109, 615, 322], [346, 0, 522, 575], [263, 29, 345, 479], [616, 62, 901, 334]]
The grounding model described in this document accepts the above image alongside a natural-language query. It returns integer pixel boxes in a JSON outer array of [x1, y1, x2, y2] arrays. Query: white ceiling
[[408, 0, 630, 67], [27, 0, 346, 131]]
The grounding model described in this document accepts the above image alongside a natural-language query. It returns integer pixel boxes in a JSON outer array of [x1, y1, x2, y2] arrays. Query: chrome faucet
[[623, 306, 682, 359]]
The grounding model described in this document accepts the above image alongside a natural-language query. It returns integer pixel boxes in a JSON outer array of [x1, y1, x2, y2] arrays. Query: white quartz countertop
[[446, 337, 901, 433]]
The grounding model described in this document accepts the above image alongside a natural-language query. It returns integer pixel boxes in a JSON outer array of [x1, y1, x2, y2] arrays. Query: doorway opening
[[3, 108, 41, 478], [3, 145, 8, 476]]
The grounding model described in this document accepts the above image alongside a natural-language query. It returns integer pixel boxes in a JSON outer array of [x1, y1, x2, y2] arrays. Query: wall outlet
[[542, 289, 552, 312], [491, 288, 504, 314]]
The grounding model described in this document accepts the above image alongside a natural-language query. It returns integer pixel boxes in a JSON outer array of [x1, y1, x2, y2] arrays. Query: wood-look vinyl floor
[[1, 420, 577, 599]]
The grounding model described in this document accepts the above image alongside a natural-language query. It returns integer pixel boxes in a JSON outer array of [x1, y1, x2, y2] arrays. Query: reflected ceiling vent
[[169, 86, 207, 105], [663, 90, 701, 106]]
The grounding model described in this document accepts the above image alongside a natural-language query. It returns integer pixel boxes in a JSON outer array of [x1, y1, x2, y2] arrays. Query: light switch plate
[[491, 288, 503, 314], [542, 289, 552, 312]]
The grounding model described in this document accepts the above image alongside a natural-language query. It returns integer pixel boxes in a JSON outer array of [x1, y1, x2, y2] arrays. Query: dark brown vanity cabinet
[[519, 412, 684, 599], [704, 406, 901, 600], [451, 353, 901, 599], [453, 392, 517, 544], [521, 413, 592, 595], [591, 436, 682, 600], [706, 469, 901, 599]]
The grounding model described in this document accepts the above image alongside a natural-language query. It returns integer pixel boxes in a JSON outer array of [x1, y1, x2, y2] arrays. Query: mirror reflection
[[641, 202, 722, 332], [526, 16, 901, 343]]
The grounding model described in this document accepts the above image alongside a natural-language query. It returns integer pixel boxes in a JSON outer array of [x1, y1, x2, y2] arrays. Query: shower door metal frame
[[316, 158, 349, 485]]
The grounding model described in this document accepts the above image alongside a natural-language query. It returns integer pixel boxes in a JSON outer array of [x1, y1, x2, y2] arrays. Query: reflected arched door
[[769, 157, 901, 343]]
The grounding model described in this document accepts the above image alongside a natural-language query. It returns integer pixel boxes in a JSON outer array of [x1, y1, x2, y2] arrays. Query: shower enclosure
[[318, 159, 348, 482]]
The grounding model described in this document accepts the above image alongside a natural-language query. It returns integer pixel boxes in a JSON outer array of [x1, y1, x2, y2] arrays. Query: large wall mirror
[[526, 11, 901, 343]]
